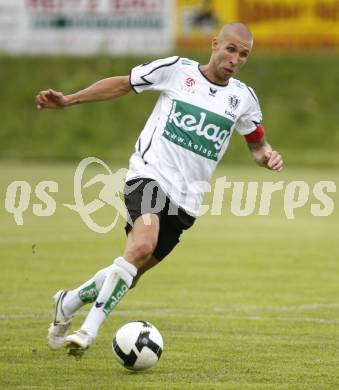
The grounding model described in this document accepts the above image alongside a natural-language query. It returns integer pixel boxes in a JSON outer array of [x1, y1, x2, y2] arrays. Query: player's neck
[[198, 64, 230, 87]]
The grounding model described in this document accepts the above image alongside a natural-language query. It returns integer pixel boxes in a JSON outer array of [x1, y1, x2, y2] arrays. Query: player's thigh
[[123, 213, 160, 265]]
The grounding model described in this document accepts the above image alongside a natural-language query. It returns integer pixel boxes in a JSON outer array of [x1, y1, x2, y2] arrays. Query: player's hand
[[264, 150, 283, 172], [35, 89, 68, 110]]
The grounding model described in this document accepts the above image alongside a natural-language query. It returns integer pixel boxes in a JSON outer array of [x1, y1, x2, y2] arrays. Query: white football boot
[[47, 290, 72, 350], [65, 329, 95, 359]]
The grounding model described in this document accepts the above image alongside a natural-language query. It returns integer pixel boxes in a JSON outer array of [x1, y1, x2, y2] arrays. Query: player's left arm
[[245, 127, 283, 172]]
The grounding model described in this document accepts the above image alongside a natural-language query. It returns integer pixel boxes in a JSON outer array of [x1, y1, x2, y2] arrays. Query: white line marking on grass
[[216, 303, 339, 313], [2, 302, 339, 313], [0, 314, 50, 319], [0, 310, 337, 324]]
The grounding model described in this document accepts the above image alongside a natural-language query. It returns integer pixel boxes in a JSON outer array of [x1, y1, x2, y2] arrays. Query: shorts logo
[[185, 77, 195, 87], [163, 99, 234, 161], [228, 95, 240, 110]]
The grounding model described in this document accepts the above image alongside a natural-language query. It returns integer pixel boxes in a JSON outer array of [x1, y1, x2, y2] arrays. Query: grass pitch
[[0, 162, 338, 389]]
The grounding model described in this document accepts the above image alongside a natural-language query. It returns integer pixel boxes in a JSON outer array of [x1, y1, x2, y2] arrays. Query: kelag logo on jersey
[[163, 100, 234, 161]]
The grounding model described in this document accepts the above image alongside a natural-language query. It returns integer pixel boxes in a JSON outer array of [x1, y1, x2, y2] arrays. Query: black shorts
[[124, 178, 195, 261]]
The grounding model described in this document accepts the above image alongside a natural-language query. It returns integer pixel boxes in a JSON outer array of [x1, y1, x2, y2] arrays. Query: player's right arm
[[35, 75, 131, 110]]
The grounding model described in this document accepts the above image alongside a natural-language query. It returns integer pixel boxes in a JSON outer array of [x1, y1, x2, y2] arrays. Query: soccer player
[[35, 22, 283, 358]]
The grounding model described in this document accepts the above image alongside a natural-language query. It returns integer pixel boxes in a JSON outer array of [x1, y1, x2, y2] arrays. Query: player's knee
[[134, 240, 156, 260], [124, 239, 156, 265]]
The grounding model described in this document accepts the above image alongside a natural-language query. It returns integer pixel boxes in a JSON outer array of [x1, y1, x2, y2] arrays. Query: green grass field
[[0, 162, 338, 389], [1, 52, 339, 167]]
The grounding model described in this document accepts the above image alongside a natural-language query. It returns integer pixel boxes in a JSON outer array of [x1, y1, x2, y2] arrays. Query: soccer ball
[[112, 320, 163, 371]]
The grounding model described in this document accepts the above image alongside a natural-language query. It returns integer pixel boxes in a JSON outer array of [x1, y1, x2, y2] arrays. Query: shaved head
[[200, 22, 253, 85], [217, 22, 253, 43]]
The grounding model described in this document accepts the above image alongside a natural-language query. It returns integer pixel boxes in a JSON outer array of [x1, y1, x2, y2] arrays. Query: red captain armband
[[244, 124, 265, 143]]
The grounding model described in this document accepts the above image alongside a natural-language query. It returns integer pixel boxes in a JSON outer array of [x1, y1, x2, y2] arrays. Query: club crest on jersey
[[228, 95, 240, 110]]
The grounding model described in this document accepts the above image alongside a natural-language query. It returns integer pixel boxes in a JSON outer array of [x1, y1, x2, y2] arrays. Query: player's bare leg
[[130, 255, 159, 289], [65, 214, 160, 358], [123, 214, 161, 286]]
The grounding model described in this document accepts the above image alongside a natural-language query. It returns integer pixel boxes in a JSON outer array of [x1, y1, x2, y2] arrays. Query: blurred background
[[0, 0, 338, 166]]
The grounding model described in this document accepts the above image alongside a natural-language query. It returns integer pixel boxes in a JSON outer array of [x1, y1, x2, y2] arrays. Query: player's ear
[[212, 37, 218, 51]]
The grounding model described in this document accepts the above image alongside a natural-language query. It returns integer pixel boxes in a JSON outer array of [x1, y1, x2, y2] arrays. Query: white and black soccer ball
[[112, 320, 163, 371]]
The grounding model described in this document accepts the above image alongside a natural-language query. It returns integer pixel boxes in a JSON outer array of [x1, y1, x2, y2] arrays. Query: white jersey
[[127, 56, 262, 216]]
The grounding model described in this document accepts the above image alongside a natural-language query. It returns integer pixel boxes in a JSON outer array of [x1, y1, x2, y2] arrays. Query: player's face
[[211, 32, 252, 83]]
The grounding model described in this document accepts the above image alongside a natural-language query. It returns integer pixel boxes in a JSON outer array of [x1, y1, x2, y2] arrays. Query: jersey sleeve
[[235, 86, 263, 136], [130, 56, 180, 94]]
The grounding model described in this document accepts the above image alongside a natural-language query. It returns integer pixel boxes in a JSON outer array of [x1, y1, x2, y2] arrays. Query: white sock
[[81, 257, 137, 338], [62, 266, 111, 318]]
